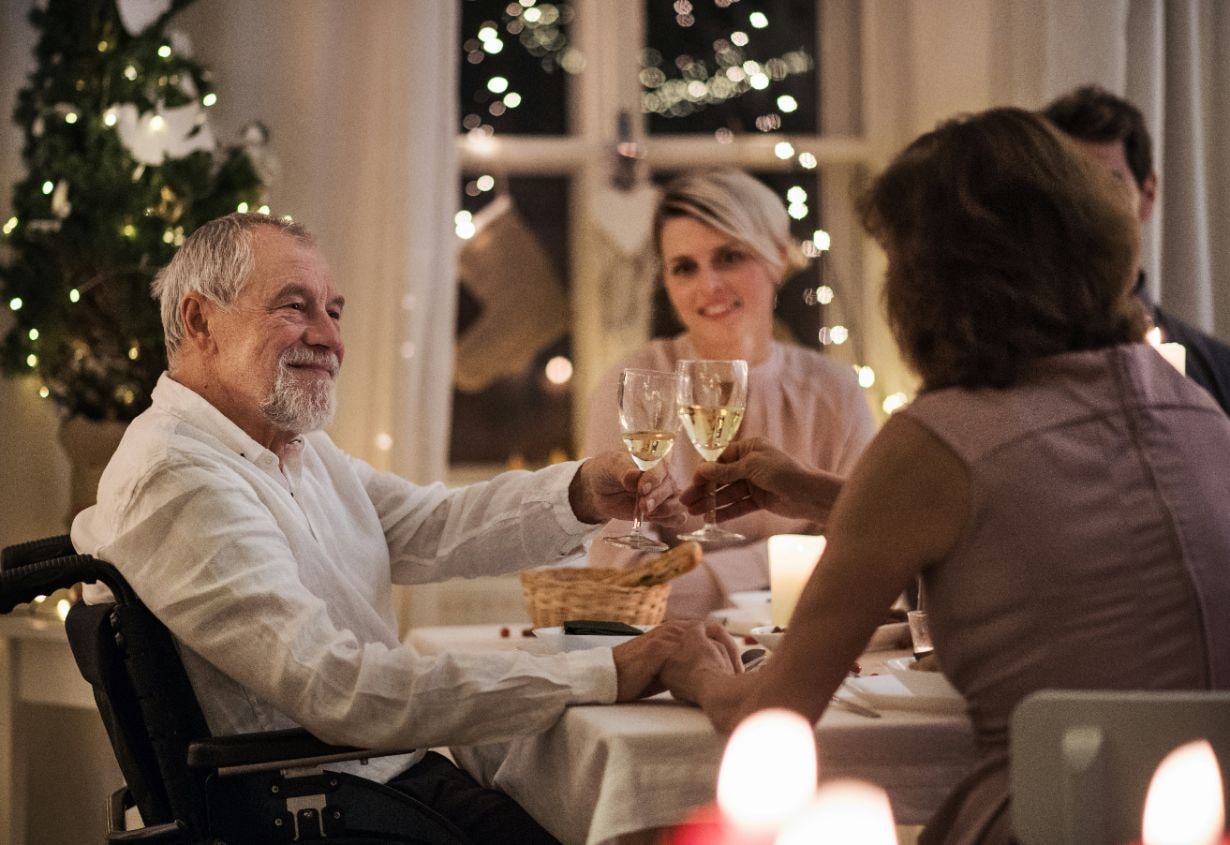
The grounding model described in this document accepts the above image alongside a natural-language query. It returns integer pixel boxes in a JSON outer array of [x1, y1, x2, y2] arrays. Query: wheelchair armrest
[[187, 727, 416, 775]]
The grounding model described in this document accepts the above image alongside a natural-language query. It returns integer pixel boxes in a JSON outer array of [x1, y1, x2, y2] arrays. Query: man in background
[[1044, 85, 1230, 414]]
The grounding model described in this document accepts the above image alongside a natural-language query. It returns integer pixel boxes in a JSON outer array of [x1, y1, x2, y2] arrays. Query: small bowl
[[884, 656, 960, 699], [749, 625, 787, 652], [532, 626, 649, 653], [729, 590, 771, 609]]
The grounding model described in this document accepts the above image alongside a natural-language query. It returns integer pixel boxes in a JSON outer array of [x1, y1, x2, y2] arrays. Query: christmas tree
[[0, 0, 268, 422]]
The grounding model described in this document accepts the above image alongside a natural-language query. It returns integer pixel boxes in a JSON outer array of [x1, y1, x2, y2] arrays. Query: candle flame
[[1142, 739, 1225, 845], [717, 709, 817, 831]]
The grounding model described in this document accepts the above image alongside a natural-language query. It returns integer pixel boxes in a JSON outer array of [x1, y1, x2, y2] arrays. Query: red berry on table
[[499, 626, 510, 638]]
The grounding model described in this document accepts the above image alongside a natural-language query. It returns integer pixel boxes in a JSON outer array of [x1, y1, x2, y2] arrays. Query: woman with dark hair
[[669, 108, 1230, 844]]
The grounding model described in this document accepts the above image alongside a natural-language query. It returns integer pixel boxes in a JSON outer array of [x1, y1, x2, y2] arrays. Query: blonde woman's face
[[659, 216, 778, 356]]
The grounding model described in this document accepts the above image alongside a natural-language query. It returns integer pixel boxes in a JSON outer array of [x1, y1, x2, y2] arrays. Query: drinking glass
[[603, 368, 680, 552], [676, 359, 749, 544]]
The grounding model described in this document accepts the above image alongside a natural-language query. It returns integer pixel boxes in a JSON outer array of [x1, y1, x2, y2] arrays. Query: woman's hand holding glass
[[604, 368, 681, 552], [676, 359, 749, 544]]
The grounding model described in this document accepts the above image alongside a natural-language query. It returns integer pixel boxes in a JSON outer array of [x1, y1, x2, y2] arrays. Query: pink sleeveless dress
[[902, 343, 1230, 844]]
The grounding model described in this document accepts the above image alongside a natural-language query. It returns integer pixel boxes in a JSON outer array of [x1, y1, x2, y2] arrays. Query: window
[[452, 0, 870, 474]]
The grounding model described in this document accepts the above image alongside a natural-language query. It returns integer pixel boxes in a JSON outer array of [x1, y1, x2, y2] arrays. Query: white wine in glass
[[676, 359, 749, 544], [604, 368, 679, 552]]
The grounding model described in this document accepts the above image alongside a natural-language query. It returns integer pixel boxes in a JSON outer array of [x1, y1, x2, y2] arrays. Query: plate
[[707, 606, 772, 636], [866, 621, 911, 652], [531, 626, 649, 653], [729, 590, 771, 609], [884, 656, 961, 698], [843, 674, 965, 714]]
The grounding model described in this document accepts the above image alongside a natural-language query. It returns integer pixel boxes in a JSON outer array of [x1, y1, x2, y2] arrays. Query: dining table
[[406, 623, 979, 845]]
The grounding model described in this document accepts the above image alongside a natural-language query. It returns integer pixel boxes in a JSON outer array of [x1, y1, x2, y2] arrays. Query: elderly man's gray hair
[[152, 212, 312, 363]]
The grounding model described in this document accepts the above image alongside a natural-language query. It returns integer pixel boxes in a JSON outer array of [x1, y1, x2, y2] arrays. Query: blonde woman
[[583, 169, 875, 618]]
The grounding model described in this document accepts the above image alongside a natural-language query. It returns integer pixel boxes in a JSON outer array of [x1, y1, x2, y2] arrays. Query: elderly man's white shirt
[[72, 374, 616, 782]]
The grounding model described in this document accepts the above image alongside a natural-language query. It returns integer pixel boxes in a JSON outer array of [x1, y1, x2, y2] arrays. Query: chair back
[[1011, 688, 1230, 845], [1, 535, 211, 837]]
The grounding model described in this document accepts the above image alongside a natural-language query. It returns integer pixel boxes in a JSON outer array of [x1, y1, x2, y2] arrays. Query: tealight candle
[[1136, 740, 1226, 845], [769, 535, 826, 628], [776, 779, 899, 845], [668, 708, 818, 844]]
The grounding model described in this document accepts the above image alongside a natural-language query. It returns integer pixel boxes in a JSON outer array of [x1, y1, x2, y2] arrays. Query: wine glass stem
[[705, 477, 718, 529], [629, 489, 644, 536]]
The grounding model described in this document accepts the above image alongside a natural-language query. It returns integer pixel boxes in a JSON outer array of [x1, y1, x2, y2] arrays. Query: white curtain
[[178, 0, 459, 484], [1041, 0, 1230, 339]]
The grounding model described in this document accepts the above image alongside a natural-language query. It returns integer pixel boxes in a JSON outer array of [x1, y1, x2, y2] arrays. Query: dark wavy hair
[[860, 107, 1145, 392], [1043, 85, 1152, 189]]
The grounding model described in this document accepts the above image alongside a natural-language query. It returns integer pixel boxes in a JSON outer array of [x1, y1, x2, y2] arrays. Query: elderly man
[[71, 213, 738, 844]]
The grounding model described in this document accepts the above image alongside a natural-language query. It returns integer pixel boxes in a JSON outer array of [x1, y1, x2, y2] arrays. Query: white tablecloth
[[408, 624, 978, 845]]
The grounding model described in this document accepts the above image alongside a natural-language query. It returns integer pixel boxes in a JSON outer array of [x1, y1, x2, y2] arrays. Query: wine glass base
[[604, 533, 670, 552], [677, 526, 746, 545]]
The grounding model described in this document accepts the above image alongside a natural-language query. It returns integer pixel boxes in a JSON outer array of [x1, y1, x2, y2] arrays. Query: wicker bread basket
[[520, 567, 670, 627], [520, 542, 701, 628]]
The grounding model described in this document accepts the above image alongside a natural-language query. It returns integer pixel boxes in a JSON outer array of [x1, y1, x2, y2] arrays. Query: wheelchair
[[0, 535, 472, 844]]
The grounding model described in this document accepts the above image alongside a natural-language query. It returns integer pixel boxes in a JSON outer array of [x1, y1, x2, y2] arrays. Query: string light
[[8, 297, 22, 310], [749, 11, 769, 28], [64, 111, 79, 124], [257, 205, 270, 215], [797, 151, 817, 169], [26, 353, 38, 367], [812, 229, 831, 251], [454, 210, 476, 239], [27, 328, 38, 340], [856, 365, 876, 388], [504, 92, 522, 108], [38, 386, 49, 398], [203, 93, 217, 107], [157, 44, 172, 58], [237, 201, 249, 212], [68, 288, 80, 303], [544, 356, 573, 385], [487, 76, 510, 94], [375, 432, 394, 451], [2, 216, 16, 235], [730, 31, 749, 47], [773, 141, 794, 159], [41, 180, 54, 194], [123, 64, 138, 80], [815, 285, 834, 304]]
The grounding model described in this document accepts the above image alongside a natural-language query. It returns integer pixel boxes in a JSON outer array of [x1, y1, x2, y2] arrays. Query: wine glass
[[604, 368, 680, 552], [676, 359, 749, 544]]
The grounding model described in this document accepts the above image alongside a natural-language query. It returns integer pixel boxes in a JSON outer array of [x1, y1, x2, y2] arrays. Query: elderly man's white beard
[[261, 347, 339, 434]]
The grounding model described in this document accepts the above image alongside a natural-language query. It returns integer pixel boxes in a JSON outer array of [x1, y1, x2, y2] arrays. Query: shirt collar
[[151, 372, 288, 469]]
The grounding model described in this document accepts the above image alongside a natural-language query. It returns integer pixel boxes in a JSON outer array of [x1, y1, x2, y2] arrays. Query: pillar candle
[[769, 535, 826, 628]]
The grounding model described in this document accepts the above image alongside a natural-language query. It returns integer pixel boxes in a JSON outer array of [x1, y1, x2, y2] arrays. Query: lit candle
[[669, 708, 818, 844], [1137, 740, 1226, 845], [775, 779, 899, 845], [1146, 327, 1187, 375], [769, 535, 826, 628]]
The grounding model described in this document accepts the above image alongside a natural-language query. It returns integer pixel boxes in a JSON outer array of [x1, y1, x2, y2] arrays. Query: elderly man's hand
[[610, 621, 741, 702], [680, 437, 844, 524], [568, 451, 686, 526]]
